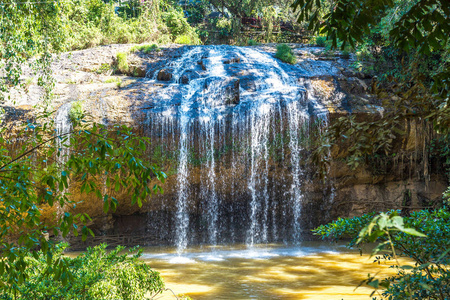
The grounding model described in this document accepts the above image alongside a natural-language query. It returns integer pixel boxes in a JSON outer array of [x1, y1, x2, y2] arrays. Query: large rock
[[157, 68, 174, 81], [180, 70, 201, 84]]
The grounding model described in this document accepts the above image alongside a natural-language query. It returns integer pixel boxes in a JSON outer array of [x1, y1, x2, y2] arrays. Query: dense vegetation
[[0, 244, 165, 299]]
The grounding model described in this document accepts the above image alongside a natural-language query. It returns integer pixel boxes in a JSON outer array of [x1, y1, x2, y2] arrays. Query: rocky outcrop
[[4, 43, 447, 247]]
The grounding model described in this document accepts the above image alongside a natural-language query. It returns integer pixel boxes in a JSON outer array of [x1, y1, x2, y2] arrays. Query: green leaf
[[400, 228, 426, 237]]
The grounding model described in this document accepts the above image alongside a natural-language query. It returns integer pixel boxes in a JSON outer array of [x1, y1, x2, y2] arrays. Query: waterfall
[[145, 45, 325, 252], [287, 101, 308, 244], [55, 102, 73, 165]]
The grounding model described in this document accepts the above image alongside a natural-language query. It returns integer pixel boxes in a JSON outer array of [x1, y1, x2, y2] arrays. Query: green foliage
[[0, 0, 160, 55], [292, 0, 449, 52], [315, 35, 326, 47], [104, 77, 121, 84], [116, 52, 129, 74], [69, 101, 84, 123], [174, 35, 194, 45], [275, 44, 297, 64], [314, 209, 450, 299], [116, 0, 143, 19], [0, 243, 165, 299], [292, 0, 450, 138], [247, 39, 260, 46], [94, 63, 112, 75], [429, 134, 450, 179], [215, 17, 233, 37], [0, 0, 167, 294], [161, 5, 201, 44], [184, 0, 208, 24], [0, 111, 166, 291], [131, 43, 160, 54]]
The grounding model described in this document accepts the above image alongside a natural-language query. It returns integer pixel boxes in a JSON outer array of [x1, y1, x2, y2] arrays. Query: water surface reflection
[[142, 242, 400, 299]]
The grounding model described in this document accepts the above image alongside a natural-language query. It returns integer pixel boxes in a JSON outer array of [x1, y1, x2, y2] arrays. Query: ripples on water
[[141, 242, 402, 300]]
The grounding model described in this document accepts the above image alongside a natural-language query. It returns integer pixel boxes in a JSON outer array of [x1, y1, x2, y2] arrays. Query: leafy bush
[[69, 101, 83, 123], [275, 44, 297, 64], [52, 0, 160, 51], [247, 39, 260, 46], [161, 6, 201, 45], [116, 52, 129, 74], [174, 35, 193, 45], [0, 243, 165, 300], [116, 0, 142, 19], [215, 17, 233, 37], [315, 35, 326, 47], [314, 209, 450, 299]]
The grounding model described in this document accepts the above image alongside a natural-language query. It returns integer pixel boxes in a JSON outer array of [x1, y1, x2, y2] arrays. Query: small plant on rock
[[131, 44, 160, 54], [275, 44, 297, 64], [69, 101, 83, 123], [116, 52, 129, 74]]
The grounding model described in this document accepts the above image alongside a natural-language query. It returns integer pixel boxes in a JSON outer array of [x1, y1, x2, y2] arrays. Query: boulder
[[157, 68, 174, 81], [198, 59, 207, 70], [130, 65, 146, 77], [224, 57, 241, 64], [180, 70, 201, 84]]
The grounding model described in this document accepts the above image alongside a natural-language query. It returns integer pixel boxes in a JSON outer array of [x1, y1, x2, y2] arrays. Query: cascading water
[[55, 102, 73, 165], [144, 45, 325, 252]]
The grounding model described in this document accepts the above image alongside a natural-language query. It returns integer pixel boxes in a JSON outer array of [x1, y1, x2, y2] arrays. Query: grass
[[275, 44, 297, 64], [104, 77, 118, 83], [104, 77, 123, 88], [131, 43, 160, 54], [95, 63, 112, 75], [116, 52, 129, 74]]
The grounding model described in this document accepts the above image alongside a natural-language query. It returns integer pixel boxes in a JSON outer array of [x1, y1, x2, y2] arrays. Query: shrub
[[215, 17, 233, 37], [161, 7, 191, 37], [174, 35, 193, 45], [116, 52, 129, 74], [247, 39, 259, 46], [0, 243, 165, 300], [161, 6, 201, 45], [315, 35, 326, 47], [275, 44, 297, 64], [69, 101, 83, 122]]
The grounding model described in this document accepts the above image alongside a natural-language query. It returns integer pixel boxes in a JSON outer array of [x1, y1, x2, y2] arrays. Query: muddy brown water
[[139, 242, 406, 300]]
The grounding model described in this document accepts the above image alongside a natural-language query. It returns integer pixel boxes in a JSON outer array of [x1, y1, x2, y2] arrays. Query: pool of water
[[140, 242, 401, 299]]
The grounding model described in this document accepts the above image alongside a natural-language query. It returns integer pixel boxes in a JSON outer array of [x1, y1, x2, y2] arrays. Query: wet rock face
[[203, 77, 240, 106]]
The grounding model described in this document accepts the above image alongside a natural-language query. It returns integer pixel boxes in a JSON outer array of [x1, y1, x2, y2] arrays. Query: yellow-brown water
[[141, 242, 403, 300]]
